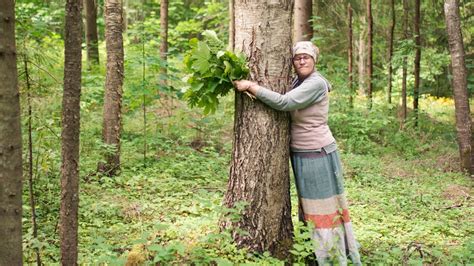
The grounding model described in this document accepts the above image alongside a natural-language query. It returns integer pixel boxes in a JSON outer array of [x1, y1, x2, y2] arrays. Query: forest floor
[[22, 91, 473, 265]]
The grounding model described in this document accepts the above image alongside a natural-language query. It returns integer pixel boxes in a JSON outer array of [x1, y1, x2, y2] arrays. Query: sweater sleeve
[[255, 76, 328, 111]]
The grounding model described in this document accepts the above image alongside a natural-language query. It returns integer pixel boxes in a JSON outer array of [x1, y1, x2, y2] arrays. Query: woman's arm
[[234, 78, 327, 111]]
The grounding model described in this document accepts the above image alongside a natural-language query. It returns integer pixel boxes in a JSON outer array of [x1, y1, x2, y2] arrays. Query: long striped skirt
[[291, 149, 362, 265]]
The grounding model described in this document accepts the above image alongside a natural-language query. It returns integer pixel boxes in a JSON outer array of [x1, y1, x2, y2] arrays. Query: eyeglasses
[[293, 55, 312, 62]]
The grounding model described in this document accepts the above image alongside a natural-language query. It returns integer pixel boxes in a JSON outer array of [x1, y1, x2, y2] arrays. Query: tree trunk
[[444, 0, 473, 175], [122, 0, 128, 31], [160, 0, 168, 86], [366, 0, 373, 109], [294, 0, 312, 42], [401, 0, 408, 122], [228, 0, 234, 50], [413, 0, 421, 125], [388, 0, 395, 104], [222, 0, 293, 258], [358, 16, 366, 95], [60, 0, 82, 264], [348, 3, 353, 107], [24, 54, 42, 266], [101, 0, 124, 176], [0, 0, 23, 264], [85, 0, 99, 64]]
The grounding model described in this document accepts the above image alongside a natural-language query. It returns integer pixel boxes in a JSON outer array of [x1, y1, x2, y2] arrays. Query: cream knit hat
[[292, 41, 319, 62]]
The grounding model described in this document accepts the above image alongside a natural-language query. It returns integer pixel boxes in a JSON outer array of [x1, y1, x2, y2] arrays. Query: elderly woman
[[234, 41, 361, 265]]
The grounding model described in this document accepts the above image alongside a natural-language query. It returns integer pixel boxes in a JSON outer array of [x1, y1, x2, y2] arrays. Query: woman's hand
[[234, 80, 254, 91], [234, 80, 259, 98]]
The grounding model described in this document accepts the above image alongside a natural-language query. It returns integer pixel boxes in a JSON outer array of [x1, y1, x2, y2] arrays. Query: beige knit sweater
[[255, 71, 335, 150]]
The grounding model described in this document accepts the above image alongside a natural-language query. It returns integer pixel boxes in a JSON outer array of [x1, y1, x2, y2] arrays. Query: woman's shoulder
[[302, 72, 331, 90]]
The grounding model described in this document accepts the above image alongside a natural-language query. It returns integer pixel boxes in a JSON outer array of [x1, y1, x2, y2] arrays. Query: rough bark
[[366, 0, 373, 109], [60, 0, 82, 264], [388, 0, 395, 104], [294, 0, 312, 42], [101, 0, 124, 176], [413, 0, 421, 125], [222, 0, 293, 258], [348, 3, 353, 107], [444, 0, 473, 175], [0, 0, 23, 264], [85, 0, 99, 64], [160, 0, 168, 86], [401, 0, 408, 122]]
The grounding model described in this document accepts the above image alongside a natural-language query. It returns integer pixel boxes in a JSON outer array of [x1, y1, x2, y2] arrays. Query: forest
[[0, 0, 473, 264]]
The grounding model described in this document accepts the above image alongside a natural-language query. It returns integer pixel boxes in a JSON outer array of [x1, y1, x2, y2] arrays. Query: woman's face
[[293, 53, 315, 79]]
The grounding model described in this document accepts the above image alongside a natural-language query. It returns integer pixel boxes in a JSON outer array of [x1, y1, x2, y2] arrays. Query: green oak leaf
[[191, 42, 211, 74]]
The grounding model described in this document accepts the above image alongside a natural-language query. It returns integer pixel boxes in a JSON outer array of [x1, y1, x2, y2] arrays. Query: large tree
[[84, 0, 99, 65], [60, 0, 83, 264], [0, 0, 23, 264], [294, 0, 312, 42], [100, 0, 124, 176], [222, 0, 293, 258], [444, 0, 473, 175]]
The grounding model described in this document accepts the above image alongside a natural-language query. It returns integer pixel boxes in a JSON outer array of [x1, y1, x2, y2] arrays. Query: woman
[[234, 41, 362, 265]]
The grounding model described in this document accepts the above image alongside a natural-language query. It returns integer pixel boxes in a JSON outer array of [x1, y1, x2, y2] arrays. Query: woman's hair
[[292, 41, 319, 63]]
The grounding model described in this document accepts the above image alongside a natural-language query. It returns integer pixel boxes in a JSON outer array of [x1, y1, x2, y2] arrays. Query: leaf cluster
[[183, 30, 249, 114]]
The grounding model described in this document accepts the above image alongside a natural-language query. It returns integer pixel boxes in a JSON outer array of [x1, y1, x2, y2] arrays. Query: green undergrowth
[[343, 152, 473, 264], [23, 92, 472, 265]]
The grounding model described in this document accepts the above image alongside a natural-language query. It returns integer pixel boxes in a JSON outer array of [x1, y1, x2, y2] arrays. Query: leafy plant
[[183, 30, 249, 114], [290, 221, 316, 265]]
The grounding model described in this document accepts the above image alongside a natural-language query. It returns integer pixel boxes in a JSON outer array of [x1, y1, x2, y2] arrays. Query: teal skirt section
[[291, 149, 345, 200], [290, 149, 362, 265]]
